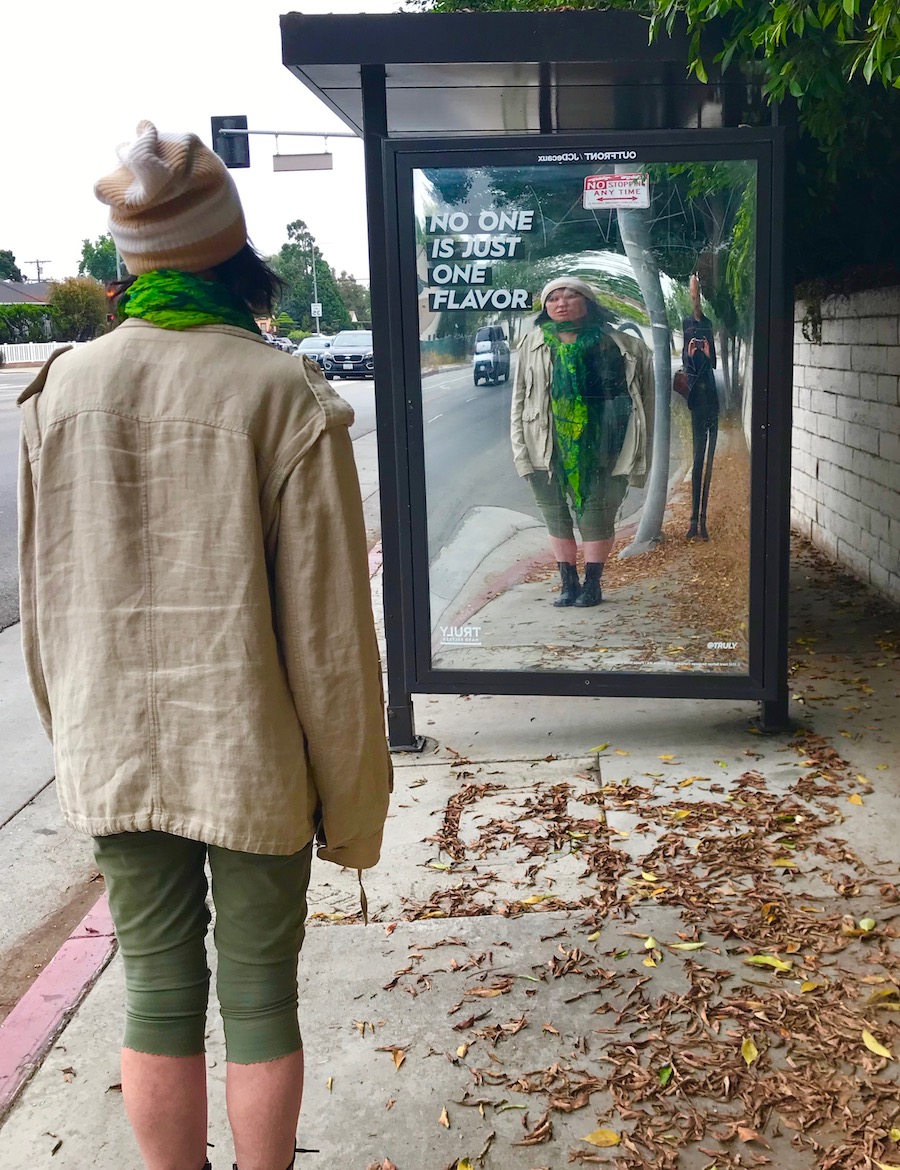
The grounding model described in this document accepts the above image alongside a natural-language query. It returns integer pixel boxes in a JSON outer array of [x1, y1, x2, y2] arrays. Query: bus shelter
[[280, 10, 793, 749]]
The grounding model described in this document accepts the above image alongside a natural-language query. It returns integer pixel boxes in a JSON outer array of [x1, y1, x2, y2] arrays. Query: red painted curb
[[0, 893, 116, 1119]]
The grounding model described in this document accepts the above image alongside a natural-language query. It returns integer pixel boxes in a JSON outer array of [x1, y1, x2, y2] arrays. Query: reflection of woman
[[682, 273, 719, 540], [511, 278, 654, 607]]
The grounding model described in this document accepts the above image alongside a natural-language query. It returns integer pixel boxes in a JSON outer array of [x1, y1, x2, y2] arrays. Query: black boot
[[553, 562, 580, 607], [233, 1162, 294, 1170], [698, 515, 709, 541], [686, 518, 699, 539], [574, 562, 604, 607]]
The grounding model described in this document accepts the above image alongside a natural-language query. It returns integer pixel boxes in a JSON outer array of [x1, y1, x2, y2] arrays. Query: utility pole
[[310, 240, 320, 336], [24, 260, 52, 282]]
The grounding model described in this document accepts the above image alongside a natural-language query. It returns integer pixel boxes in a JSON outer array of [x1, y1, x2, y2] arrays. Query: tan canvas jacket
[[510, 325, 655, 485], [17, 320, 391, 867]]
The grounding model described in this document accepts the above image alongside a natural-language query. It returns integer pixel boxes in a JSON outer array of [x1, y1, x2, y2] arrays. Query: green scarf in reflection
[[541, 320, 607, 511]]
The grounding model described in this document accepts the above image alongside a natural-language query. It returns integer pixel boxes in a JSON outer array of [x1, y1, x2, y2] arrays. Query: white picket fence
[[0, 341, 85, 364]]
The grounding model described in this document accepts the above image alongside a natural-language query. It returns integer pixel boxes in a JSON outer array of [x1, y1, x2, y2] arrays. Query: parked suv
[[293, 335, 333, 366], [472, 325, 510, 386], [322, 330, 375, 379]]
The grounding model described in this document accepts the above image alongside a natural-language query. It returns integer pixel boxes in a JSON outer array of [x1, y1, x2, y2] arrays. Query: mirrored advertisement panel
[[405, 145, 764, 678]]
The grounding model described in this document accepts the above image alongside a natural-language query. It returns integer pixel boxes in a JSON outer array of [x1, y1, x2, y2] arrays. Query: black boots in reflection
[[554, 562, 604, 607], [554, 562, 580, 606]]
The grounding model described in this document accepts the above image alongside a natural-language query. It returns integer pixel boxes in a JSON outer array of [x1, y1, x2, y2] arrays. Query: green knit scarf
[[541, 319, 607, 511], [121, 269, 261, 335]]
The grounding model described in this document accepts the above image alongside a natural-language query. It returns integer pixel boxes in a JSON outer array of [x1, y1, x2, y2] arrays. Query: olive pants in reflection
[[93, 831, 313, 1064], [528, 469, 629, 541]]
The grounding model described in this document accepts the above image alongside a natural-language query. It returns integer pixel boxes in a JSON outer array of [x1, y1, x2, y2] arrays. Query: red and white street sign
[[583, 172, 650, 209]]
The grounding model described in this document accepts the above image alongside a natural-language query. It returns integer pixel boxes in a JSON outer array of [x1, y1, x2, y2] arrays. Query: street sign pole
[[311, 241, 320, 335]]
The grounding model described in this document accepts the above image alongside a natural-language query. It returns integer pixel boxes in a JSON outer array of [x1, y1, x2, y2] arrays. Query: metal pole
[[217, 128, 358, 139], [311, 241, 320, 336]]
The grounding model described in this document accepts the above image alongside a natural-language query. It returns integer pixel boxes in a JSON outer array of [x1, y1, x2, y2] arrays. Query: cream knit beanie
[[540, 276, 599, 307], [94, 120, 247, 275]]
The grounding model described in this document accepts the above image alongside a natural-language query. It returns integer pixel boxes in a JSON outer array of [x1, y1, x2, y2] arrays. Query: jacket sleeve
[[273, 424, 392, 870], [17, 428, 52, 739], [510, 340, 534, 477]]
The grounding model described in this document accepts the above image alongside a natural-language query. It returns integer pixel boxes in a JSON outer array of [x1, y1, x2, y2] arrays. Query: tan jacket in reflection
[[18, 320, 391, 868], [510, 325, 655, 485]]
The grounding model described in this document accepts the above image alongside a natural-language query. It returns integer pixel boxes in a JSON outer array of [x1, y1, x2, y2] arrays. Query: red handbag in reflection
[[673, 368, 690, 399]]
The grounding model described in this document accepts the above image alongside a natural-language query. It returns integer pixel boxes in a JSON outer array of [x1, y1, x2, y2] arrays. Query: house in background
[[0, 281, 51, 305]]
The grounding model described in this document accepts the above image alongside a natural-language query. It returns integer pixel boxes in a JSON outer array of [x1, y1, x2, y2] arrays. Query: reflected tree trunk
[[616, 191, 672, 557], [719, 328, 732, 408]]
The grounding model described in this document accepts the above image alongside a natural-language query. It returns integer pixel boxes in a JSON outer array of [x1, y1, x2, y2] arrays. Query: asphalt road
[[421, 362, 536, 557]]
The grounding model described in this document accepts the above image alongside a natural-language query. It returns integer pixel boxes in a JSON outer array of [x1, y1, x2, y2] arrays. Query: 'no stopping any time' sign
[[583, 172, 650, 209]]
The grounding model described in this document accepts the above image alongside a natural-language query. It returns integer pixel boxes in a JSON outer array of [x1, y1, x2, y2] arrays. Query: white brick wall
[[792, 286, 900, 604]]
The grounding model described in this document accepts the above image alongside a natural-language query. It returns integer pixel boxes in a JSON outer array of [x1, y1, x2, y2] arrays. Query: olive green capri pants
[[93, 831, 313, 1065], [528, 468, 629, 541]]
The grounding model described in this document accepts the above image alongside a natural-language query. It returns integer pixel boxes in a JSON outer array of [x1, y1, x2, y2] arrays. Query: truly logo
[[440, 625, 483, 647]]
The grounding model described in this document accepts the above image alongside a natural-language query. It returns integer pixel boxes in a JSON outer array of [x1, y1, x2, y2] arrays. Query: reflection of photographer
[[682, 274, 718, 541], [510, 278, 654, 607]]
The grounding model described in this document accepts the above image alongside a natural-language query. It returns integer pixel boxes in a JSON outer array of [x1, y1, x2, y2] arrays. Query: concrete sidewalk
[[0, 540, 897, 1165]]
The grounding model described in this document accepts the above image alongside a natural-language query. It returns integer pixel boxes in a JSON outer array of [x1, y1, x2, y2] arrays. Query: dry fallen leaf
[[582, 1128, 620, 1148], [326, 1076, 333, 1093], [456, 1043, 469, 1059], [439, 1106, 450, 1128], [741, 1036, 760, 1066], [848, 793, 864, 805], [744, 954, 792, 973]]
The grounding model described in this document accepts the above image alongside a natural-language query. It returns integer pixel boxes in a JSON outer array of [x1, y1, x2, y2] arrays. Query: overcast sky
[[2, 0, 405, 285]]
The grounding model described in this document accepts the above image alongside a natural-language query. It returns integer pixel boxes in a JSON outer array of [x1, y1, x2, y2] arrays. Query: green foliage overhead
[[78, 235, 119, 284], [269, 220, 351, 333], [47, 277, 108, 342], [0, 250, 24, 282]]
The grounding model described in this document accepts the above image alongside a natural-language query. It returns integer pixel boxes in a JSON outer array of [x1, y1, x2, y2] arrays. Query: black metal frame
[[366, 123, 791, 746]]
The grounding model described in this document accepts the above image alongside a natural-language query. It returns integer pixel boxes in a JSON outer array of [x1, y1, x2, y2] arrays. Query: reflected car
[[472, 325, 510, 386], [322, 330, 375, 379], [293, 335, 333, 366]]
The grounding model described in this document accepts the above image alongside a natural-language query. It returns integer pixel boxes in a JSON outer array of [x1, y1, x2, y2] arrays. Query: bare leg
[[227, 1050, 304, 1170], [120, 1049, 208, 1170], [582, 538, 614, 565], [548, 535, 577, 564]]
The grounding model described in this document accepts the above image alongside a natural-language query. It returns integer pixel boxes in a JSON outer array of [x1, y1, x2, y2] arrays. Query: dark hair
[[535, 297, 612, 327], [213, 242, 284, 316], [105, 242, 284, 321]]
